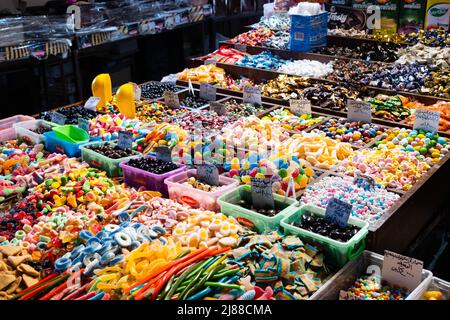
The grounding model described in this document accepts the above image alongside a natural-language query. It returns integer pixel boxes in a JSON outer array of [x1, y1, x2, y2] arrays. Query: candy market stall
[[1, 2, 450, 302]]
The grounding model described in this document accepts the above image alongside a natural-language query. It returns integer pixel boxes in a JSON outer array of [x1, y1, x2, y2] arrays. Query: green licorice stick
[[164, 260, 204, 300], [212, 268, 240, 279], [181, 263, 227, 287], [178, 266, 205, 300], [158, 274, 175, 300], [184, 256, 215, 280], [175, 285, 187, 293], [203, 282, 243, 290], [184, 265, 223, 300]]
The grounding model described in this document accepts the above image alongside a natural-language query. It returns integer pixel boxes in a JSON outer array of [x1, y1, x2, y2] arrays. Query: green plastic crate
[[80, 141, 140, 177], [280, 204, 369, 267], [217, 185, 299, 232]]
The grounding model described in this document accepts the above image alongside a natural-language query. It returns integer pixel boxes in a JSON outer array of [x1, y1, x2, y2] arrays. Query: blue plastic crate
[[43, 131, 89, 157], [289, 12, 328, 52]]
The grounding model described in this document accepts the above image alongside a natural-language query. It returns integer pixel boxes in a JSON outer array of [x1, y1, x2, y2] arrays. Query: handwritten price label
[[413, 109, 440, 133], [51, 112, 66, 125], [251, 178, 274, 210], [197, 163, 219, 186], [78, 118, 89, 133], [204, 59, 216, 66], [199, 83, 217, 101], [235, 43, 247, 52], [382, 250, 423, 291], [84, 97, 101, 111], [154, 146, 172, 162], [324, 197, 352, 228], [164, 91, 180, 108], [290, 98, 312, 116], [347, 100, 372, 123], [118, 131, 133, 150], [209, 102, 227, 116], [131, 82, 141, 101], [243, 86, 262, 105]]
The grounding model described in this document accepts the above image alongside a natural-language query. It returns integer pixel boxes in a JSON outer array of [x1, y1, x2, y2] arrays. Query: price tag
[[354, 173, 376, 187], [51, 112, 66, 125], [199, 83, 217, 101], [204, 59, 216, 66], [382, 250, 423, 292], [251, 178, 275, 210], [118, 131, 133, 150], [347, 100, 372, 123], [164, 91, 180, 108], [324, 197, 352, 228], [131, 83, 141, 101], [209, 102, 227, 116], [197, 163, 220, 186], [78, 118, 89, 133], [235, 43, 247, 52], [413, 109, 441, 133], [243, 86, 262, 104], [84, 96, 101, 111], [154, 146, 172, 162], [289, 98, 311, 116]]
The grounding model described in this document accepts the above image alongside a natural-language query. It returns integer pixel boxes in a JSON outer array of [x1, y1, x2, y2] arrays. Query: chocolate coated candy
[[39, 106, 97, 125], [293, 213, 360, 242], [87, 143, 133, 159], [127, 157, 179, 174], [140, 82, 178, 99], [31, 126, 52, 134], [236, 199, 279, 216], [181, 95, 209, 109]]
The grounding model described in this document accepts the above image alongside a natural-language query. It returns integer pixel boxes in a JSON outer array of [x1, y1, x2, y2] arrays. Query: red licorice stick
[[74, 291, 96, 300], [51, 285, 78, 300], [133, 270, 167, 300], [14, 272, 59, 298], [101, 293, 111, 300], [19, 275, 65, 300], [39, 281, 68, 300], [62, 283, 90, 300], [124, 247, 206, 294], [20, 273, 70, 300]]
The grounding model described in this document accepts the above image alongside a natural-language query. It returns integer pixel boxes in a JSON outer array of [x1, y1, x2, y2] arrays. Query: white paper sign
[[290, 98, 311, 116], [347, 100, 372, 123], [243, 86, 262, 104], [164, 91, 180, 108], [413, 109, 441, 133], [84, 97, 101, 111], [235, 43, 247, 52], [209, 102, 227, 116], [131, 83, 141, 101], [204, 59, 216, 66], [382, 250, 423, 292], [199, 83, 216, 101]]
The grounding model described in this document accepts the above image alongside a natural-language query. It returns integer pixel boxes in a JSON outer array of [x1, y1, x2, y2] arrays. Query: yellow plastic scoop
[[92, 73, 112, 109], [116, 83, 136, 119]]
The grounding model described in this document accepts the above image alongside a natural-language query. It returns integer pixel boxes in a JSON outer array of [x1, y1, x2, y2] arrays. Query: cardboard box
[[425, 0, 450, 30], [373, 0, 399, 34], [398, 0, 426, 34]]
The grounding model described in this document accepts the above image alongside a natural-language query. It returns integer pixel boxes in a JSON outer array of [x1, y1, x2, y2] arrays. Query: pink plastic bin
[[165, 169, 239, 211], [0, 115, 35, 141], [119, 156, 186, 196]]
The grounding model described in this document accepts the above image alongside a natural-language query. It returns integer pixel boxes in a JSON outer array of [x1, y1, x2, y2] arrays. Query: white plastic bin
[[312, 250, 433, 300]]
